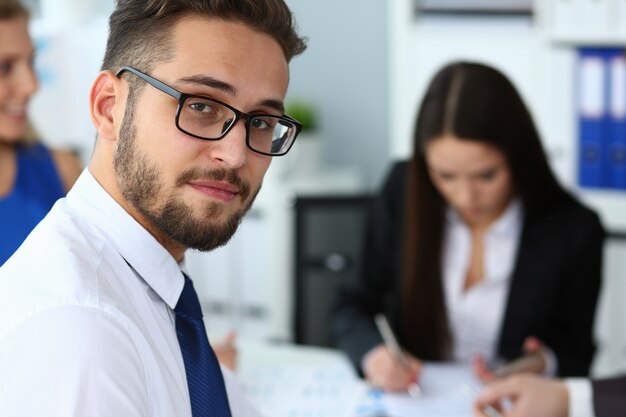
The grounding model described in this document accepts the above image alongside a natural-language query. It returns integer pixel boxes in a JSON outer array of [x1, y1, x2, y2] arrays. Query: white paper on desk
[[383, 363, 479, 417], [239, 358, 366, 417]]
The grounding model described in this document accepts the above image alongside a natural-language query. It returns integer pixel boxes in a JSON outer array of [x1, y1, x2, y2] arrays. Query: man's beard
[[113, 111, 259, 252]]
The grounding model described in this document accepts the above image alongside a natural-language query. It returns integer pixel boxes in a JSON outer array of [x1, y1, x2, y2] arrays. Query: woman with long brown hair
[[333, 61, 604, 392]]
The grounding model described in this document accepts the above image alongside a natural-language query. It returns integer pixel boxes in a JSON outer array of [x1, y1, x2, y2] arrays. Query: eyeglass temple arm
[[281, 114, 303, 133], [115, 66, 182, 101]]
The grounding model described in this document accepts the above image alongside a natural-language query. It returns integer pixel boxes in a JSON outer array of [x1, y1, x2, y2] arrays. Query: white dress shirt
[[442, 200, 523, 363], [566, 378, 595, 417], [0, 169, 260, 417]]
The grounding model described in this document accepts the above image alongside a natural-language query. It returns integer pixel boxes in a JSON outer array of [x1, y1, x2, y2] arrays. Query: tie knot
[[175, 274, 204, 320]]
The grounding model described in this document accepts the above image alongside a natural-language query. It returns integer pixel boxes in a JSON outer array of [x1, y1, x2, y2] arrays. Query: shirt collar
[[65, 168, 184, 309], [446, 198, 524, 238], [488, 198, 523, 238]]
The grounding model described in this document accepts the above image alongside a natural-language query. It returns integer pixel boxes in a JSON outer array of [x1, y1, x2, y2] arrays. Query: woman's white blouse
[[442, 199, 523, 364]]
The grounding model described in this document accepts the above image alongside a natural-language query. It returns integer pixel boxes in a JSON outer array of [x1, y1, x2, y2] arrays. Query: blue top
[[0, 143, 65, 265]]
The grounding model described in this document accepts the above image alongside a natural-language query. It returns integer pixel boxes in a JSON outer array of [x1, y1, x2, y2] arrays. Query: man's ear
[[89, 71, 123, 142]]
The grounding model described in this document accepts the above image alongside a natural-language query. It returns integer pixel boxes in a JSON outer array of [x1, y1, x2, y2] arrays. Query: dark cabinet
[[293, 195, 371, 347]]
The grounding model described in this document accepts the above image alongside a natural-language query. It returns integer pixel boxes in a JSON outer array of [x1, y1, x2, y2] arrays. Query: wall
[[284, 0, 390, 189], [27, 0, 113, 161]]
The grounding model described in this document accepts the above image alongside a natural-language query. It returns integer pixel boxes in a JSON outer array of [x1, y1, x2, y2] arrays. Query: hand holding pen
[[362, 314, 422, 396]]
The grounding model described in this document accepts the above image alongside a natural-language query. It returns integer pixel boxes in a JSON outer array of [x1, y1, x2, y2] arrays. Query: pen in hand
[[374, 313, 422, 398]]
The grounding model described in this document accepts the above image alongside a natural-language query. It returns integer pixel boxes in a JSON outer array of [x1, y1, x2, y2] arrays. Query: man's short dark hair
[[101, 0, 307, 73]]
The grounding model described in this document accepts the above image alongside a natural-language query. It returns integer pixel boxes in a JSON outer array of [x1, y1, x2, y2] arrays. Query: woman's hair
[[0, 0, 29, 20], [0, 0, 37, 145], [401, 61, 573, 360]]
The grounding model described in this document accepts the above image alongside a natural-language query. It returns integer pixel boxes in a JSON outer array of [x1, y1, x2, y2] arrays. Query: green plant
[[285, 100, 317, 133]]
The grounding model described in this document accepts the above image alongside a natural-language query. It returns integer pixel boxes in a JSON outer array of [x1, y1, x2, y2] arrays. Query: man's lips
[[187, 180, 240, 202]]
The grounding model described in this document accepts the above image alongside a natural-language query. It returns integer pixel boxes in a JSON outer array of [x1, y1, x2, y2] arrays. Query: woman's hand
[[362, 344, 422, 392], [473, 336, 547, 383]]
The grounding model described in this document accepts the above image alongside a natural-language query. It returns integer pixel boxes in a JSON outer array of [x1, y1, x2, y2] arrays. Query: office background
[[22, 0, 626, 378]]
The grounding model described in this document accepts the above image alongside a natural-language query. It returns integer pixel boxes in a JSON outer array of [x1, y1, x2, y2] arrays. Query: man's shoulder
[[1, 199, 107, 278], [0, 300, 152, 417], [0, 201, 127, 337]]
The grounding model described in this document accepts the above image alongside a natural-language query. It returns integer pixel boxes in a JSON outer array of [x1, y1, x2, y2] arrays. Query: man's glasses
[[115, 66, 302, 157]]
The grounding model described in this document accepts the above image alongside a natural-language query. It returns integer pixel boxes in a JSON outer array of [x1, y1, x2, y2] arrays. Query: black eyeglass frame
[[115, 65, 302, 157]]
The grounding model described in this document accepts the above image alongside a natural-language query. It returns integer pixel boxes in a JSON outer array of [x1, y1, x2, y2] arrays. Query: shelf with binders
[[574, 46, 626, 233], [576, 47, 626, 192]]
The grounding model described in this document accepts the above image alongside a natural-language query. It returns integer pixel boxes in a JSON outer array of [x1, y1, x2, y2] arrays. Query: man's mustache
[[176, 168, 251, 201]]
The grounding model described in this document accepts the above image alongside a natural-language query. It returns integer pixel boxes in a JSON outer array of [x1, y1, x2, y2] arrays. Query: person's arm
[[566, 378, 594, 417], [474, 374, 569, 417], [51, 148, 83, 192], [547, 207, 604, 377], [331, 162, 406, 372], [213, 330, 238, 370], [0, 306, 149, 416], [592, 375, 626, 417]]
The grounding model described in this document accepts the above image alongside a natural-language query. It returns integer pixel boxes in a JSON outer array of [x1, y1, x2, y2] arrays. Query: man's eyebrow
[[259, 99, 285, 114], [176, 75, 285, 114], [177, 75, 237, 95]]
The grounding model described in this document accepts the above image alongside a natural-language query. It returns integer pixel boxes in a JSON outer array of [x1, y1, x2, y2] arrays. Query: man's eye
[[189, 102, 214, 114], [251, 118, 274, 130]]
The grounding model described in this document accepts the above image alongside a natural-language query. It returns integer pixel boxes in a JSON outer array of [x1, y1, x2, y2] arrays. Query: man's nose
[[206, 119, 248, 169]]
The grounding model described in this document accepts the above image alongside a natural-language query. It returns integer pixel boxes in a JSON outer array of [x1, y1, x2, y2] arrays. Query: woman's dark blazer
[[332, 161, 604, 377]]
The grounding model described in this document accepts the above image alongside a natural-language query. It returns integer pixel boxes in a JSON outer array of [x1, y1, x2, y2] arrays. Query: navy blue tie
[[175, 274, 232, 417]]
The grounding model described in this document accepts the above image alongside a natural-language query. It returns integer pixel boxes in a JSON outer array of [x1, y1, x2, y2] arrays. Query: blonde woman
[[0, 0, 81, 265]]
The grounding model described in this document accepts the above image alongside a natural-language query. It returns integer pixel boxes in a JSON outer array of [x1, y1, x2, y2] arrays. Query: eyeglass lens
[[178, 96, 297, 155]]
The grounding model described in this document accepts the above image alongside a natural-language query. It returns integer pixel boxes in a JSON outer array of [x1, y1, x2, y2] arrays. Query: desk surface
[[234, 339, 481, 417]]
